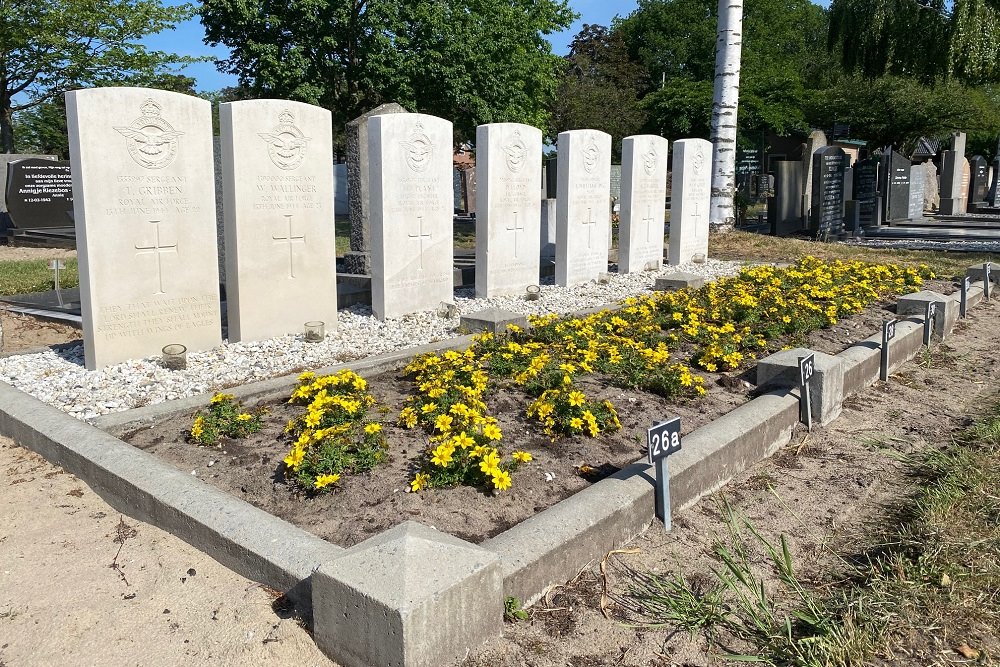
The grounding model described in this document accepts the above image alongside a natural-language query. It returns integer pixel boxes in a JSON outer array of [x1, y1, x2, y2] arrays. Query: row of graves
[[767, 129, 1000, 243], [63, 87, 713, 370]]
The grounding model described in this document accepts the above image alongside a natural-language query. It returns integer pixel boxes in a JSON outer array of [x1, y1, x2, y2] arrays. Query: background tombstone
[[800, 130, 827, 225], [922, 160, 940, 212], [555, 130, 612, 287], [618, 134, 669, 273], [768, 161, 803, 236], [940, 131, 967, 214], [883, 151, 911, 221], [968, 155, 988, 208], [5, 159, 74, 230], [842, 166, 854, 202], [958, 158, 971, 212], [474, 123, 543, 298], [220, 100, 338, 343], [668, 138, 712, 263], [854, 158, 879, 227], [65, 87, 222, 370], [540, 199, 556, 261], [369, 113, 453, 319], [334, 164, 349, 215], [0, 154, 55, 214], [344, 102, 406, 275], [990, 157, 1000, 207], [543, 157, 558, 198], [809, 146, 846, 240], [908, 165, 926, 220]]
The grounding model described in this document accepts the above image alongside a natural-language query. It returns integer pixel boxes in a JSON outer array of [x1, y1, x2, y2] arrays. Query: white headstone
[[618, 135, 669, 273], [65, 87, 221, 370], [474, 123, 542, 298], [668, 138, 712, 265], [555, 130, 612, 287], [369, 113, 454, 320], [220, 100, 338, 343], [540, 198, 556, 261]]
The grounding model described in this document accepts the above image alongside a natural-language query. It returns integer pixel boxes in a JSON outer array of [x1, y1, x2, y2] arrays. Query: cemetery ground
[[1, 260, 998, 666]]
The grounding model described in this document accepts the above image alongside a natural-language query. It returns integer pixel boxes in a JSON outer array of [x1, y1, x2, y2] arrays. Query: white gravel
[[845, 238, 1000, 254], [0, 259, 743, 421]]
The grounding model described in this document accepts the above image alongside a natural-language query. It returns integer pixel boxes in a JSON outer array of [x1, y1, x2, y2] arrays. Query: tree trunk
[[0, 94, 15, 153], [709, 0, 743, 232]]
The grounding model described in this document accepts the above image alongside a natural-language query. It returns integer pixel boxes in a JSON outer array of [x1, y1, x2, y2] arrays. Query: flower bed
[[124, 258, 935, 547]]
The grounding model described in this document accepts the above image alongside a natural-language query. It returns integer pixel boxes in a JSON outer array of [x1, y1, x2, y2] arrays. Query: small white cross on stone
[[506, 211, 524, 259], [581, 207, 597, 249], [409, 216, 432, 270], [272, 214, 305, 279], [135, 220, 177, 295], [642, 205, 657, 243]]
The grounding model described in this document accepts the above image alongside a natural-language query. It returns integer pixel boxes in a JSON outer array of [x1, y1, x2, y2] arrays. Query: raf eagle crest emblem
[[259, 109, 310, 170], [115, 99, 184, 170]]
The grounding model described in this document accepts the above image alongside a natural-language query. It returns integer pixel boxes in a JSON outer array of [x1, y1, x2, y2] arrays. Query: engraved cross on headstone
[[409, 216, 432, 270], [272, 214, 305, 279], [581, 207, 597, 249], [135, 220, 177, 295], [642, 205, 657, 243], [506, 211, 524, 259]]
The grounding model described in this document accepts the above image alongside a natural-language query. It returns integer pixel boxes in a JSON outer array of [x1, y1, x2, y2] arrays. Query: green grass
[[0, 258, 79, 296], [617, 403, 1000, 665]]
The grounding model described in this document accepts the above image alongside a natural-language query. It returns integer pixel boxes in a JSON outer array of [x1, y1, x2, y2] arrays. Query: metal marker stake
[[798, 355, 815, 432], [923, 301, 937, 347], [49, 259, 65, 308], [985, 262, 992, 301], [648, 418, 682, 533], [656, 457, 671, 532], [880, 319, 896, 382], [961, 277, 970, 319]]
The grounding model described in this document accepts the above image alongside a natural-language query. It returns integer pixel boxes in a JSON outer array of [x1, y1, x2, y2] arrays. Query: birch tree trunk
[[709, 0, 744, 232]]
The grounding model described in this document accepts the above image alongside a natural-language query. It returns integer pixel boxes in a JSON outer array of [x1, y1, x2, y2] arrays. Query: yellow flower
[[431, 444, 455, 467], [421, 403, 438, 415], [471, 445, 489, 459], [297, 372, 316, 383], [236, 413, 253, 422], [569, 417, 583, 430], [491, 469, 512, 491], [512, 451, 533, 463], [482, 423, 503, 441], [479, 450, 501, 474], [210, 392, 235, 405], [434, 414, 454, 433], [364, 422, 383, 435], [567, 391, 586, 407], [452, 432, 475, 449], [191, 415, 205, 439], [284, 445, 305, 470], [410, 472, 430, 492], [314, 473, 341, 490]]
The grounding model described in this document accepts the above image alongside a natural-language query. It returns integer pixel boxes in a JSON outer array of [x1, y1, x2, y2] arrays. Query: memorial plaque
[[908, 165, 926, 220], [810, 146, 846, 240], [668, 139, 712, 264], [618, 134, 668, 274], [5, 159, 73, 229], [883, 151, 910, 221], [969, 155, 989, 206], [220, 100, 338, 343], [65, 87, 222, 370], [555, 129, 612, 287], [368, 112, 454, 319], [854, 159, 878, 227], [474, 122, 543, 298]]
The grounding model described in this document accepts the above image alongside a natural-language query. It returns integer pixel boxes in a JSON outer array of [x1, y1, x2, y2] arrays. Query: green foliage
[[189, 393, 267, 447], [504, 596, 530, 622], [0, 0, 197, 151], [200, 0, 576, 145]]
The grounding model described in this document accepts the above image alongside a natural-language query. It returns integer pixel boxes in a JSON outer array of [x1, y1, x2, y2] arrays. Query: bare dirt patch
[[0, 309, 80, 355], [0, 246, 75, 262], [123, 291, 929, 549]]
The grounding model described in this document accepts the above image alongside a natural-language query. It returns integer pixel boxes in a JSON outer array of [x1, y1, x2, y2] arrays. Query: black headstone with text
[[854, 158, 879, 227], [810, 146, 846, 240], [883, 151, 911, 221], [969, 155, 989, 206], [5, 158, 73, 230]]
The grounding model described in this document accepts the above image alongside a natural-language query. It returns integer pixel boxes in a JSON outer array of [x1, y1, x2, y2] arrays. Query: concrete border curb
[[0, 277, 982, 662]]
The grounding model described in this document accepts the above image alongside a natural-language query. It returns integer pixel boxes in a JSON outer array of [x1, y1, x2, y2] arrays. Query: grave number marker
[[798, 354, 815, 431], [961, 277, 970, 319], [924, 301, 938, 347], [986, 262, 992, 301], [647, 418, 682, 532], [880, 319, 897, 382]]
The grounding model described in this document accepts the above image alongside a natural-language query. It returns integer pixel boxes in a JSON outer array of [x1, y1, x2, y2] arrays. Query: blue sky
[[149, 0, 641, 92]]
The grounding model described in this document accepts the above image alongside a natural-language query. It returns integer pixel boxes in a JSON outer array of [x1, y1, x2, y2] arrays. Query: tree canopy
[[200, 0, 576, 146], [0, 0, 195, 152]]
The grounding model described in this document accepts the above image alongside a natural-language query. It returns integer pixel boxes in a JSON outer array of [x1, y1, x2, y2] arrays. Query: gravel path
[[0, 260, 742, 421], [845, 238, 1000, 253]]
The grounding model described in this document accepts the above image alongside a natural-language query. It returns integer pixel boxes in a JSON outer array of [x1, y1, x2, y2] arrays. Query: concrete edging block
[[896, 290, 958, 340], [0, 382, 341, 610], [313, 521, 501, 667], [756, 348, 844, 425]]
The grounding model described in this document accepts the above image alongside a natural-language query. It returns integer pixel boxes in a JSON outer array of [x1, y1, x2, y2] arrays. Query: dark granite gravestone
[[544, 157, 558, 198], [810, 146, 846, 240], [344, 102, 406, 275], [969, 155, 989, 207], [768, 161, 803, 236], [990, 157, 1000, 207], [908, 165, 926, 220], [5, 158, 73, 229], [452, 168, 464, 212], [854, 158, 879, 227], [610, 165, 622, 201], [883, 151, 911, 221]]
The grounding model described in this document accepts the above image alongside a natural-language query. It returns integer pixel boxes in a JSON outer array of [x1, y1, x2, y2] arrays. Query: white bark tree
[[709, 0, 744, 231]]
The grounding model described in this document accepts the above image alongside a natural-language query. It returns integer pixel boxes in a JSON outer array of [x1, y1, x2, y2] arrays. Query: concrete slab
[[756, 348, 844, 426], [459, 308, 529, 334], [313, 521, 501, 667], [897, 290, 958, 340], [654, 272, 706, 291]]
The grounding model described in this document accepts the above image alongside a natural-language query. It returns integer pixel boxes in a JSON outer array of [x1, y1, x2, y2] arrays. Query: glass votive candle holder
[[304, 321, 326, 342], [692, 253, 707, 264], [525, 285, 541, 301], [161, 344, 187, 371]]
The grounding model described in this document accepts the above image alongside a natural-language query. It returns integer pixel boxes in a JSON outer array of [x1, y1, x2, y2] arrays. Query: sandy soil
[[0, 437, 336, 667], [0, 247, 76, 262], [0, 309, 81, 355], [461, 299, 1000, 666]]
